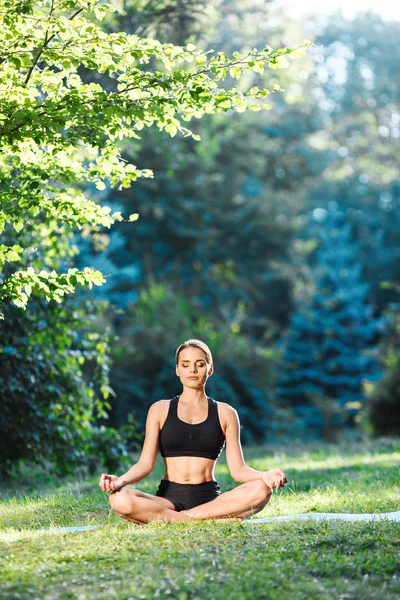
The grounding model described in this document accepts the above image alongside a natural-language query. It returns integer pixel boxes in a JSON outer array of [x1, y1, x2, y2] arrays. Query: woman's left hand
[[261, 468, 287, 490]]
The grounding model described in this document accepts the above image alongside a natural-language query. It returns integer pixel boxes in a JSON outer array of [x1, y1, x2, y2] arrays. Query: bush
[[366, 355, 400, 436], [0, 297, 142, 479], [363, 286, 400, 436]]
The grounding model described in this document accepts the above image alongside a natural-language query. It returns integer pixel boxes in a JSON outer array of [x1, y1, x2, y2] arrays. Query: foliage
[[0, 295, 143, 478], [0, 0, 311, 317], [365, 282, 400, 435], [77, 8, 400, 441], [109, 282, 286, 444], [276, 207, 385, 438], [105, 0, 218, 45], [367, 363, 400, 436], [80, 414, 144, 476], [310, 13, 400, 309], [81, 0, 324, 324], [0, 0, 312, 477]]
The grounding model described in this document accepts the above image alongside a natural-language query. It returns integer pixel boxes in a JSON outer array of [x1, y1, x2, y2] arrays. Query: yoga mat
[[41, 511, 400, 532], [245, 511, 400, 523], [48, 525, 101, 532]]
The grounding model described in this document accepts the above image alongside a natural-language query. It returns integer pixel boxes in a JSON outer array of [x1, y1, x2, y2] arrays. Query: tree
[[75, 0, 324, 330], [308, 13, 400, 312], [0, 0, 311, 318], [276, 207, 384, 437]]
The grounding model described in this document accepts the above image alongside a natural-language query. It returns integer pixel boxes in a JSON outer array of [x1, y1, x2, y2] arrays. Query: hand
[[99, 474, 126, 492], [261, 468, 287, 490]]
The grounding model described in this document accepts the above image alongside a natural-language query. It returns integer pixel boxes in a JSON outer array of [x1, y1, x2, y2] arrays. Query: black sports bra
[[159, 395, 226, 460]]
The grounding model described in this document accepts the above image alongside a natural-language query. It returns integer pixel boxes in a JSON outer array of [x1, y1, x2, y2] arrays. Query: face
[[176, 346, 213, 388]]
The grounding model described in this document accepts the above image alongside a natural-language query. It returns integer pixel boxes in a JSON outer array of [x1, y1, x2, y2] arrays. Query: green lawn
[[1, 437, 399, 599]]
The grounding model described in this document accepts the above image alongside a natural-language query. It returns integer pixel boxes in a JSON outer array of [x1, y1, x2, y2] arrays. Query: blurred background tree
[[80, 2, 399, 441], [276, 207, 385, 439]]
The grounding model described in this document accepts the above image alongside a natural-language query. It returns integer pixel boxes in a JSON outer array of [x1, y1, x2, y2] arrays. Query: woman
[[99, 339, 287, 524]]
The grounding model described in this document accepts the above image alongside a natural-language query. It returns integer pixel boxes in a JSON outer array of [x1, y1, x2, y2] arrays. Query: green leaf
[[217, 100, 232, 109], [229, 67, 242, 79], [269, 56, 290, 69], [13, 220, 23, 232], [166, 123, 178, 137]]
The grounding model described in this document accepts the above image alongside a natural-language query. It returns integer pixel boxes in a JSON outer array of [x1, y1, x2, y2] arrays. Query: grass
[[0, 437, 399, 599]]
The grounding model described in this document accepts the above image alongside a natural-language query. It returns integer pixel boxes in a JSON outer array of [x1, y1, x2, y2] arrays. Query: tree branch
[[23, 6, 84, 86]]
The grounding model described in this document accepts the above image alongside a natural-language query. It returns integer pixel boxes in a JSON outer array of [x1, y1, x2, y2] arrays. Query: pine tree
[[276, 207, 384, 437]]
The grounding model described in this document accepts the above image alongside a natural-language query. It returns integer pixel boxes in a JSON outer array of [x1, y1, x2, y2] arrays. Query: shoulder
[[147, 399, 171, 423], [216, 401, 238, 415], [215, 401, 239, 428]]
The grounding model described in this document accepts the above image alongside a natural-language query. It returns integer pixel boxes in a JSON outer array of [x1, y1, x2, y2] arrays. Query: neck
[[179, 388, 208, 404]]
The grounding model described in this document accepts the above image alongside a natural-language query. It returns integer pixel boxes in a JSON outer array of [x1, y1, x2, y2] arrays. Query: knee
[[108, 488, 133, 515], [250, 479, 272, 505]]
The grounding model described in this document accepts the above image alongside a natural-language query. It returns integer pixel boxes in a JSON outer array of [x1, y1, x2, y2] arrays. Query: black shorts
[[156, 479, 221, 512]]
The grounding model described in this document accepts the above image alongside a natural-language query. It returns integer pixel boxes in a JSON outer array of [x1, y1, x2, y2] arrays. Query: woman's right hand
[[99, 474, 126, 492]]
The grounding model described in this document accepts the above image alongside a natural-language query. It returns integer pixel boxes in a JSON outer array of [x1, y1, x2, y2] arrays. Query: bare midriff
[[163, 456, 217, 484]]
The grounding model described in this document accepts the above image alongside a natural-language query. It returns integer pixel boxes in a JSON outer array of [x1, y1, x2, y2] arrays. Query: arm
[[119, 401, 162, 485], [223, 405, 287, 489], [99, 401, 163, 491]]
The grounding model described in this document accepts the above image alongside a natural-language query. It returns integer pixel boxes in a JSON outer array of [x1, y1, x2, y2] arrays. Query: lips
[[188, 377, 199, 379]]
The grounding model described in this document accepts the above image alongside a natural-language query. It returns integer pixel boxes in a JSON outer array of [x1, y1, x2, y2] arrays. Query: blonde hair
[[175, 339, 213, 366]]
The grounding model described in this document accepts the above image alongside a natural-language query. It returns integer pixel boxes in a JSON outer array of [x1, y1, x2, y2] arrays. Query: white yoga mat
[[42, 511, 400, 533], [245, 511, 400, 524]]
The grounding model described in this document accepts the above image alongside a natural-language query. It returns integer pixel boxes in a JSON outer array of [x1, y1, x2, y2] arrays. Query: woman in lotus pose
[[99, 339, 287, 524]]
